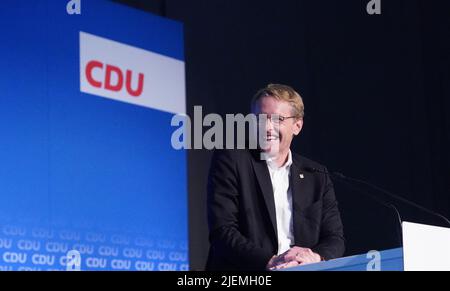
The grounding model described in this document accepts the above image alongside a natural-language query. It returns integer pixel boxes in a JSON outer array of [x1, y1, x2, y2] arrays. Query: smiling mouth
[[266, 134, 279, 141]]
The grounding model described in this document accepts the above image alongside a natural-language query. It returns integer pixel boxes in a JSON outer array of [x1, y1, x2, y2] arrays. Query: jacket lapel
[[290, 159, 314, 246], [250, 150, 278, 239]]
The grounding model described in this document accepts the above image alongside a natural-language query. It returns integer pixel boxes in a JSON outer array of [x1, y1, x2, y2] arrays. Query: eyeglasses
[[256, 114, 298, 123]]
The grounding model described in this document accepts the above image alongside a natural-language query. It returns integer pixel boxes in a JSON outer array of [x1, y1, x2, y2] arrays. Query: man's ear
[[293, 118, 303, 136]]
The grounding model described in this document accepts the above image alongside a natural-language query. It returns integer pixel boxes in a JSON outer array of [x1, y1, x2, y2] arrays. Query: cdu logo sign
[[84, 60, 144, 97], [79, 31, 186, 114]]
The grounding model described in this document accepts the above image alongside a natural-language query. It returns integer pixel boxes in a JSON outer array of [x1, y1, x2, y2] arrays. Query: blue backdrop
[[0, 0, 188, 271]]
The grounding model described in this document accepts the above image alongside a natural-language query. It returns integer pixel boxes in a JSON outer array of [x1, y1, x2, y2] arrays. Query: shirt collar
[[266, 150, 293, 171]]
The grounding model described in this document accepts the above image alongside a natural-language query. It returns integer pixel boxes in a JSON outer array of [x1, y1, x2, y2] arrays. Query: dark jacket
[[205, 149, 345, 271]]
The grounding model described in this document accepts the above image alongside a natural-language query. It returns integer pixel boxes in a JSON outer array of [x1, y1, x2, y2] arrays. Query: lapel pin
[[299, 173, 304, 179]]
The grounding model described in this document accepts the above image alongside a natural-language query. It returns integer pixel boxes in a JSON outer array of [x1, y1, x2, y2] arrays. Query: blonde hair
[[251, 84, 304, 119]]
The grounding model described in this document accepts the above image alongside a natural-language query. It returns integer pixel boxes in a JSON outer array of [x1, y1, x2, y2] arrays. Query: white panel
[[80, 31, 185, 114], [403, 221, 450, 271]]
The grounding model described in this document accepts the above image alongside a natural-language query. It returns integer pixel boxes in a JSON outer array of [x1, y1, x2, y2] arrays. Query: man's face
[[253, 96, 303, 157]]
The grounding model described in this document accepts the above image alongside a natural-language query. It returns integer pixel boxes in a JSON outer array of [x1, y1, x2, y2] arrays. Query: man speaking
[[206, 84, 345, 271]]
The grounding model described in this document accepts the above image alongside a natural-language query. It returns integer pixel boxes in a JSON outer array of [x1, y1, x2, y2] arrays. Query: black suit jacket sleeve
[[207, 150, 273, 270], [311, 168, 345, 260]]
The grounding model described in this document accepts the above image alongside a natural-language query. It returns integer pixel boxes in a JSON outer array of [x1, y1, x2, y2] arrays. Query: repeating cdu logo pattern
[[0, 224, 188, 271]]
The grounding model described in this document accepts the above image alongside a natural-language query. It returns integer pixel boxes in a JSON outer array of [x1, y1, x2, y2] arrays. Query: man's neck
[[272, 149, 290, 168]]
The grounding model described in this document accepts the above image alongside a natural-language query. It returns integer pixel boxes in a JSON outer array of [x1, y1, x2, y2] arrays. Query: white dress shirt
[[266, 150, 294, 255]]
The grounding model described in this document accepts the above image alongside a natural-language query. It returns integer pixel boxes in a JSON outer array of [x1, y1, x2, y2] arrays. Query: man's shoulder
[[291, 151, 327, 171], [211, 149, 327, 170], [210, 148, 256, 164]]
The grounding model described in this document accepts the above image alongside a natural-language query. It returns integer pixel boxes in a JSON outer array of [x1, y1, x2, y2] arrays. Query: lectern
[[283, 222, 450, 271]]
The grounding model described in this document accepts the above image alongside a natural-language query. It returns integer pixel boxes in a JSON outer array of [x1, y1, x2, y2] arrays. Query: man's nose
[[265, 120, 274, 133], [266, 117, 280, 132]]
